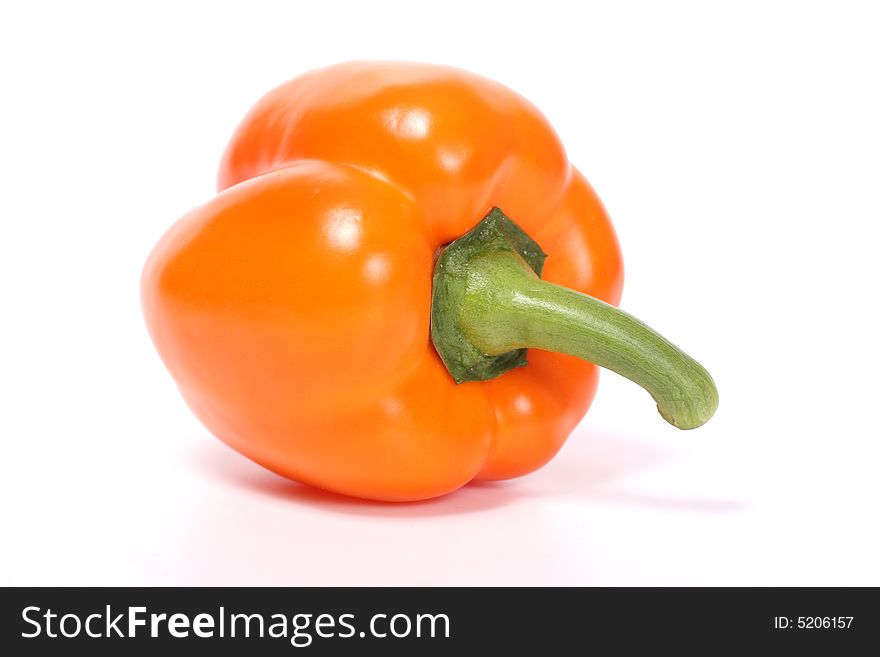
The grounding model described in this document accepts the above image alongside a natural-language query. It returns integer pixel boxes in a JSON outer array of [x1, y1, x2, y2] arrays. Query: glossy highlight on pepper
[[142, 61, 717, 502]]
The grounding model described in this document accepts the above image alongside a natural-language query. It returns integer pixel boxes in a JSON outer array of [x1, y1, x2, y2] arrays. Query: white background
[[2, 1, 878, 586]]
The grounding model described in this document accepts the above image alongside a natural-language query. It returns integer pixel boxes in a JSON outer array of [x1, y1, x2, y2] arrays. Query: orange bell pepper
[[142, 62, 717, 502]]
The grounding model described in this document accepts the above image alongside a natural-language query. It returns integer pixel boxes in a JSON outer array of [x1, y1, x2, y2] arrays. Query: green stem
[[431, 208, 718, 430]]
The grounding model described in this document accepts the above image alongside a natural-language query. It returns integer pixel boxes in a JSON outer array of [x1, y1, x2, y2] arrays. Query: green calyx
[[430, 207, 719, 430]]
